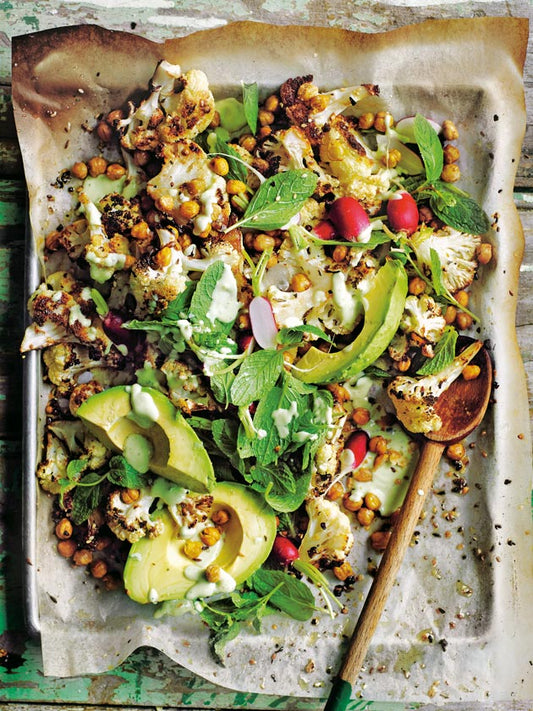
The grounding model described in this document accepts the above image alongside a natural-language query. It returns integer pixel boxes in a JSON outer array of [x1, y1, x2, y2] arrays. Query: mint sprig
[[230, 170, 318, 232]]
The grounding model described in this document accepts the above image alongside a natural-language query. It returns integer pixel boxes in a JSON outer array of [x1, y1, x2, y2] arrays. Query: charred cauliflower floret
[[37, 431, 74, 495], [20, 284, 112, 354], [105, 488, 164, 543], [147, 140, 230, 237], [410, 225, 481, 293], [79, 192, 133, 284], [161, 359, 217, 414], [262, 127, 339, 197], [298, 497, 354, 566], [387, 340, 482, 434], [400, 294, 447, 344], [166, 491, 214, 534], [119, 60, 215, 152], [129, 243, 188, 316], [99, 193, 146, 239], [319, 115, 393, 214], [45, 218, 89, 260], [43, 343, 125, 390]]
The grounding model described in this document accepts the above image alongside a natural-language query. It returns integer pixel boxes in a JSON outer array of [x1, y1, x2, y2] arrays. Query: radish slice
[[249, 296, 278, 350], [395, 115, 442, 142]]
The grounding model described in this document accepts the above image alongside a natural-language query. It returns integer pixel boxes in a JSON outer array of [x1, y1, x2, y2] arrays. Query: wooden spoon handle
[[326, 439, 445, 709]]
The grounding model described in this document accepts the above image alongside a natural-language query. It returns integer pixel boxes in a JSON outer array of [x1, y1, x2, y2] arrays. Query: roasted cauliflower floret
[[319, 115, 393, 214], [387, 339, 482, 434], [20, 284, 112, 354], [99, 193, 146, 239], [147, 140, 230, 237], [119, 60, 215, 152], [298, 497, 354, 566], [105, 488, 164, 543], [37, 431, 73, 495], [400, 294, 447, 344], [79, 192, 133, 284], [43, 343, 125, 389], [410, 225, 481, 293], [45, 218, 89, 260], [129, 244, 188, 316], [161, 359, 217, 414], [262, 127, 339, 196]]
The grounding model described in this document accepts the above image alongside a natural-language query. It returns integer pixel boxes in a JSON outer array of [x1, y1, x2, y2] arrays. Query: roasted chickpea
[[441, 164, 461, 183]]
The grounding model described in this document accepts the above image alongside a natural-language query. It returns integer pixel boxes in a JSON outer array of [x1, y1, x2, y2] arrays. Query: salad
[[21, 60, 493, 662]]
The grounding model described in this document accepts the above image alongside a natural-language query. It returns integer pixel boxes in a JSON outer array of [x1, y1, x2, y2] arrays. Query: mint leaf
[[429, 247, 447, 297], [429, 182, 491, 235], [414, 114, 443, 184], [70, 476, 104, 525], [249, 569, 316, 621], [416, 326, 458, 375], [106, 455, 148, 488], [210, 370, 236, 407], [277, 324, 334, 347], [189, 260, 235, 333], [242, 82, 259, 135], [233, 170, 318, 232], [251, 385, 299, 466], [230, 350, 284, 406], [163, 281, 196, 320]]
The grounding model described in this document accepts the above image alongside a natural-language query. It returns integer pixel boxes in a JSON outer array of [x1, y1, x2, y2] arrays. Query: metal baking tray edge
[[22, 215, 42, 638]]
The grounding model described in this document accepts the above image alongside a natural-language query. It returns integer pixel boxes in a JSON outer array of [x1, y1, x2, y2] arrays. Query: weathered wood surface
[[0, 2, 531, 710]]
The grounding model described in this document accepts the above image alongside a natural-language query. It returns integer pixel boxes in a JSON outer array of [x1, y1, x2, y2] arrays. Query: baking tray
[[14, 18, 533, 703]]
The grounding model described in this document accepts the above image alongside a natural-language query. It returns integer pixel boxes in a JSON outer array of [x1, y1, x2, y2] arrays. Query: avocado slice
[[294, 260, 408, 384], [77, 384, 215, 492], [123, 481, 276, 604]]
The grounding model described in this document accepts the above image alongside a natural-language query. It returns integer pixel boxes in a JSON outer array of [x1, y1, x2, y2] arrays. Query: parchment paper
[[12, 18, 533, 704]]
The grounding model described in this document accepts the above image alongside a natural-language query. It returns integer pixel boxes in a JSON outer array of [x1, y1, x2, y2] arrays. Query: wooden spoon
[[325, 341, 493, 711]]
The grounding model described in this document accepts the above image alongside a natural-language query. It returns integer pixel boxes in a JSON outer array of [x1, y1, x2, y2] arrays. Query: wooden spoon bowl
[[428, 342, 492, 444]]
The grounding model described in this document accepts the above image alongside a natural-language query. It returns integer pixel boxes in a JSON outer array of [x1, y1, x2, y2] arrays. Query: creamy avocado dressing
[[126, 383, 159, 428], [184, 564, 237, 600], [205, 263, 239, 325], [150, 477, 188, 507], [272, 400, 298, 439], [331, 271, 360, 332]]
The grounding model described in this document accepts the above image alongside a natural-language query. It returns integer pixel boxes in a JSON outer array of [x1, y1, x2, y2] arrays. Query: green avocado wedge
[[77, 384, 215, 493], [294, 260, 408, 384], [123, 481, 277, 604]]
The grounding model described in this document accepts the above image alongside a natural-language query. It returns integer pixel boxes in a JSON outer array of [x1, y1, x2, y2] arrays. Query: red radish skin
[[313, 220, 337, 240], [237, 333, 254, 353], [327, 197, 371, 242], [387, 191, 419, 235], [344, 430, 369, 469], [249, 296, 278, 350], [271, 535, 300, 566], [103, 311, 139, 350]]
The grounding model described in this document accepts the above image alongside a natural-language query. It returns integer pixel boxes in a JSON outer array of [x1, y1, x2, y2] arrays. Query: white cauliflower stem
[[387, 340, 482, 434], [298, 497, 354, 565]]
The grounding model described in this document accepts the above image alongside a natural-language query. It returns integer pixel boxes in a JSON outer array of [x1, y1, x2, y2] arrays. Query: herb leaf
[[248, 569, 316, 621], [414, 114, 443, 184], [242, 82, 259, 135], [416, 326, 458, 375], [429, 182, 491, 235], [189, 260, 238, 333], [230, 349, 284, 406], [233, 170, 318, 232]]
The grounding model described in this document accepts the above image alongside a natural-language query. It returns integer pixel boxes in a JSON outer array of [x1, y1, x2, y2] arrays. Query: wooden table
[[0, 2, 531, 710]]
